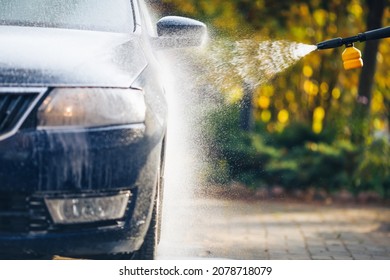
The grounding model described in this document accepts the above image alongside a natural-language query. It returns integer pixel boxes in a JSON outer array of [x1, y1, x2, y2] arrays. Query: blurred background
[[148, 0, 390, 203]]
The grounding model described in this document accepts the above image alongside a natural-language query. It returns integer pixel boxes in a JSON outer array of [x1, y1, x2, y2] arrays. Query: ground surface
[[157, 186, 390, 260]]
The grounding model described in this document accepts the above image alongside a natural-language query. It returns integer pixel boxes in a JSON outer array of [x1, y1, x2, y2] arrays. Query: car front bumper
[[0, 123, 163, 258]]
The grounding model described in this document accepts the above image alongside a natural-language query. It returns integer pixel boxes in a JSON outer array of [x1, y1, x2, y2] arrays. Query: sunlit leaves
[[278, 109, 289, 124], [313, 9, 328, 27], [257, 96, 271, 109], [332, 88, 341, 99], [348, 0, 364, 19], [261, 110, 272, 123], [304, 79, 319, 96], [303, 65, 313, 78]]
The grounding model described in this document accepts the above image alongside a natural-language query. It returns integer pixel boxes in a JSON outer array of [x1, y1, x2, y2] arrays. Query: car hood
[[0, 26, 147, 87]]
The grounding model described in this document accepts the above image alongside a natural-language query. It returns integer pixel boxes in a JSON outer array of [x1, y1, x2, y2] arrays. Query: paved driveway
[[157, 189, 390, 260]]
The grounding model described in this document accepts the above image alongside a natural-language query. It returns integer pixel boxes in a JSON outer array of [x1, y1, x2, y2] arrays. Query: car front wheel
[[133, 165, 163, 260], [134, 194, 159, 260]]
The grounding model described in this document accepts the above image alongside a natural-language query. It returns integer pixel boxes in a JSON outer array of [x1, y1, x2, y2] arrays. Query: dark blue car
[[0, 0, 206, 259]]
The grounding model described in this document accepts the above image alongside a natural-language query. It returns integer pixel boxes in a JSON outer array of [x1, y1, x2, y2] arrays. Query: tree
[[240, 83, 253, 131], [353, 0, 387, 143]]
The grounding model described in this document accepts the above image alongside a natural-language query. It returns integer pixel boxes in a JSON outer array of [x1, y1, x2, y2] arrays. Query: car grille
[[0, 89, 45, 139], [0, 193, 50, 234]]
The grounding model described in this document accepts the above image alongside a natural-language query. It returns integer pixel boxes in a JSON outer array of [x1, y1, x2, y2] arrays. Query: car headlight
[[37, 88, 146, 129], [44, 192, 131, 224]]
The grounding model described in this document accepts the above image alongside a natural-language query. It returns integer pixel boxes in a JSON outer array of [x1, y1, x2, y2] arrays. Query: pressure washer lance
[[316, 26, 390, 70]]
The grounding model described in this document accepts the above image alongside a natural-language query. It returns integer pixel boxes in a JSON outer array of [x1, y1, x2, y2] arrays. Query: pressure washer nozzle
[[316, 37, 343, 50], [342, 46, 363, 70], [316, 26, 390, 50]]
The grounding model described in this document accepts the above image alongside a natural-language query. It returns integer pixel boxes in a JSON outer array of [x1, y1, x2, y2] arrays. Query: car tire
[[135, 196, 158, 260], [133, 167, 162, 260]]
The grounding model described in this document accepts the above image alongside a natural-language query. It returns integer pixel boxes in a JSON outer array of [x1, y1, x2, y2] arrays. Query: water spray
[[316, 26, 390, 70]]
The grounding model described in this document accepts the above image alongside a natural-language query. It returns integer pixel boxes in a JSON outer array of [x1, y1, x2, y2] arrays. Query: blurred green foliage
[[157, 0, 390, 197], [204, 104, 390, 197]]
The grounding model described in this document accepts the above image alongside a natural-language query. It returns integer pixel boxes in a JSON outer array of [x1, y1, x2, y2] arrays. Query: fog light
[[45, 192, 131, 225]]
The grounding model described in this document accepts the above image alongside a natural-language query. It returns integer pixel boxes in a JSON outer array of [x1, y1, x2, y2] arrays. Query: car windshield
[[0, 0, 134, 33]]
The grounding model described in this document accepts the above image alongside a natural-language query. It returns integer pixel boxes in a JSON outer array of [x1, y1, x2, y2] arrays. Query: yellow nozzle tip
[[343, 58, 364, 70], [342, 46, 363, 70]]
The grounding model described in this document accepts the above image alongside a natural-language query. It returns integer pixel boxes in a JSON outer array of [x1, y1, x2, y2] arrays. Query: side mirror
[[153, 16, 207, 49]]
